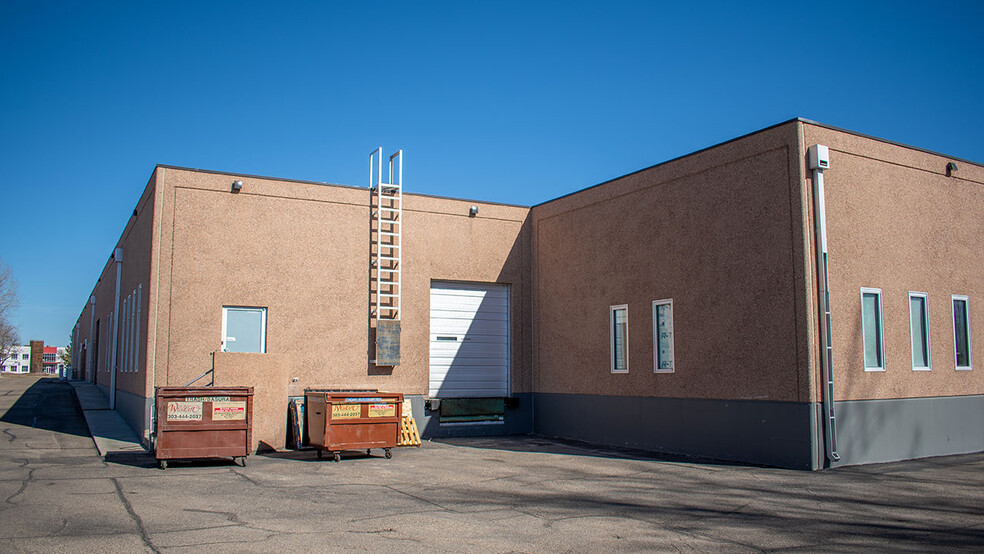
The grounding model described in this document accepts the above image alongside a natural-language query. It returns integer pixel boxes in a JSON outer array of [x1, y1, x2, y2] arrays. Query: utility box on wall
[[375, 320, 401, 366]]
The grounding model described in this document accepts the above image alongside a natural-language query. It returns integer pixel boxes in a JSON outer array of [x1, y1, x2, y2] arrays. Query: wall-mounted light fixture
[[469, 205, 478, 217], [946, 162, 958, 177], [231, 180, 244, 193]]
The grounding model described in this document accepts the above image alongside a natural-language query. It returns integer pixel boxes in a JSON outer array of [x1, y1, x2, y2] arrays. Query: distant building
[[41, 346, 68, 375], [2, 343, 68, 375], [2, 345, 32, 374]]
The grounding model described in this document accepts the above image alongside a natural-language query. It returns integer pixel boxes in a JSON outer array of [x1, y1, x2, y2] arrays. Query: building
[[71, 118, 982, 469], [41, 346, 69, 375], [1, 343, 67, 375], [2, 345, 32, 374]]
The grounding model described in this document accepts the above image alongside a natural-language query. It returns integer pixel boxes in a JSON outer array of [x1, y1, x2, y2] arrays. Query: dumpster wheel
[[159, 459, 167, 470], [333, 452, 341, 463], [385, 448, 392, 459]]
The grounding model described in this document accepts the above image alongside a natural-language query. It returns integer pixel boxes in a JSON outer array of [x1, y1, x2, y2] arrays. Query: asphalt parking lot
[[2, 375, 983, 552]]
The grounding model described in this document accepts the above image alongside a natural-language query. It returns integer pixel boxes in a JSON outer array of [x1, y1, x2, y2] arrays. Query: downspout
[[149, 167, 165, 444], [110, 247, 123, 410], [87, 295, 96, 384], [808, 145, 840, 464]]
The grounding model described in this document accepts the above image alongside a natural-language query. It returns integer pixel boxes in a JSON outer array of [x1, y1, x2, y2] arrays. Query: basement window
[[610, 305, 628, 373], [652, 299, 674, 373], [953, 295, 972, 371], [909, 292, 931, 371], [861, 288, 885, 372], [221, 306, 267, 353]]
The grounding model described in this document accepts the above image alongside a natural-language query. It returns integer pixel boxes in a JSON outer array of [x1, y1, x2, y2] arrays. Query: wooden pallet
[[398, 415, 421, 447]]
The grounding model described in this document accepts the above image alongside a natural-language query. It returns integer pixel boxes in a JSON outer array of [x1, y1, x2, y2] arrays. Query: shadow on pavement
[[0, 377, 91, 438], [254, 448, 392, 463], [104, 450, 159, 468], [435, 435, 757, 468]]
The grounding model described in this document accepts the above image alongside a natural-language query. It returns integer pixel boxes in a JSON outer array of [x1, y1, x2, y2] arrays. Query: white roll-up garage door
[[429, 282, 510, 398]]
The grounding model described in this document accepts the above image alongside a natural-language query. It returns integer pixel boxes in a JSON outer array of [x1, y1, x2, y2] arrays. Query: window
[[122, 295, 129, 372], [134, 285, 142, 372], [610, 305, 628, 373], [953, 295, 972, 371], [22, 353, 28, 359], [652, 299, 674, 373], [222, 306, 267, 353], [106, 312, 113, 371], [909, 292, 931, 371], [860, 288, 885, 371]]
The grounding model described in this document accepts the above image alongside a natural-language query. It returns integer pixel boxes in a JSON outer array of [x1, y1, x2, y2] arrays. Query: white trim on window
[[106, 312, 113, 372], [135, 285, 142, 372], [221, 306, 268, 354], [652, 299, 674, 373], [122, 295, 129, 373], [610, 304, 628, 373], [909, 291, 931, 371], [952, 295, 972, 371], [128, 290, 136, 372], [860, 287, 885, 372]]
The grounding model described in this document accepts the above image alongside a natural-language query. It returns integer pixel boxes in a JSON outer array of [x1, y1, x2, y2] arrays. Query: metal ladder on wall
[[369, 148, 403, 326]]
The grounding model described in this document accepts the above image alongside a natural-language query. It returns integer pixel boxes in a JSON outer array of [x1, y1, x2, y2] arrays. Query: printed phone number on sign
[[166, 401, 203, 421]]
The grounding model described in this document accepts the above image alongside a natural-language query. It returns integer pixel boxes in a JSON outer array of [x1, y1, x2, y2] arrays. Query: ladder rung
[[376, 255, 400, 261], [378, 268, 400, 273], [377, 293, 399, 298], [378, 231, 400, 237], [379, 207, 400, 212]]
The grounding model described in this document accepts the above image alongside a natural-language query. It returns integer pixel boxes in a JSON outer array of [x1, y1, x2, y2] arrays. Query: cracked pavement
[[2, 375, 984, 552]]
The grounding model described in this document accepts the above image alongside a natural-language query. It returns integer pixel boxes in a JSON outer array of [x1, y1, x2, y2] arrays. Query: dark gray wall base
[[114, 388, 149, 446], [831, 395, 984, 467], [533, 393, 815, 469], [416, 394, 534, 439]]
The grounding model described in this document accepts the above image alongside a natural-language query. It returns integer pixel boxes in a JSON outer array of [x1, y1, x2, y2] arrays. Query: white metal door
[[429, 282, 509, 398]]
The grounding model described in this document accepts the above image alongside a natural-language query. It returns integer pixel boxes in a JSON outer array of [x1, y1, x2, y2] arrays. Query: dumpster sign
[[212, 401, 247, 420], [167, 401, 203, 421], [368, 403, 396, 418], [185, 396, 231, 402], [331, 404, 361, 419]]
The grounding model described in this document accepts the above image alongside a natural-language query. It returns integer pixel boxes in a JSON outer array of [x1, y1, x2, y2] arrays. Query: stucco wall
[[804, 124, 984, 401], [142, 167, 530, 449], [73, 169, 158, 438], [531, 122, 812, 403], [115, 174, 157, 400]]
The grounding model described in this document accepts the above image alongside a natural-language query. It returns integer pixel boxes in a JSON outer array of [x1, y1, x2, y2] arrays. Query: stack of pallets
[[398, 413, 420, 446]]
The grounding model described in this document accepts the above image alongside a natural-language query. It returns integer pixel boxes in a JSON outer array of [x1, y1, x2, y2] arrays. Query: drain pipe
[[109, 248, 123, 410], [808, 145, 840, 464]]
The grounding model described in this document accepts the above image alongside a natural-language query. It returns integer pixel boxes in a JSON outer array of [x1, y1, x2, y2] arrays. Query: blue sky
[[1, 1, 982, 346]]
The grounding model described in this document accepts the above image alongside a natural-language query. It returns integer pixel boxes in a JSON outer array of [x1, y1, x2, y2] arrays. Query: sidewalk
[[68, 380, 146, 456]]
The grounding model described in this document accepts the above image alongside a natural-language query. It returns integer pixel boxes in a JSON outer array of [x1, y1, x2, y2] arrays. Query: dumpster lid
[[156, 386, 254, 397]]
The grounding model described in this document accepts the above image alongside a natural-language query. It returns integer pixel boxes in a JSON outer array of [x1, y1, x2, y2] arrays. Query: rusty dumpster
[[305, 389, 403, 462], [154, 387, 253, 470]]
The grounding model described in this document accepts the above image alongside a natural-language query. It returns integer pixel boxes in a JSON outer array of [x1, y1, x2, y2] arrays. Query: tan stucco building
[[72, 118, 983, 469]]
